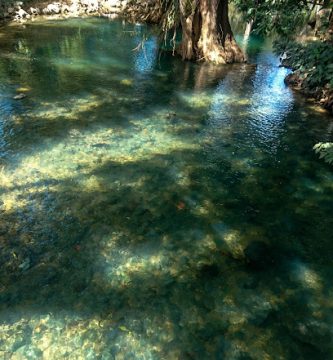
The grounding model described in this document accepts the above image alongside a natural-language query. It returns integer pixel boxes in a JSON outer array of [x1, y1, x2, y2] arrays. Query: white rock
[[104, 0, 121, 7], [61, 5, 70, 13], [29, 7, 40, 15], [68, 3, 79, 14], [43, 3, 61, 14], [81, 0, 99, 12], [16, 8, 30, 19]]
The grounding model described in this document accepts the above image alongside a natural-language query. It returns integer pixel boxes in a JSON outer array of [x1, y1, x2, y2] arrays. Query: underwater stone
[[293, 320, 333, 349], [13, 93, 27, 100], [12, 345, 43, 360], [18, 258, 31, 271]]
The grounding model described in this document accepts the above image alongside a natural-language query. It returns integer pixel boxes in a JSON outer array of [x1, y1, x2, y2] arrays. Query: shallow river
[[0, 18, 333, 359]]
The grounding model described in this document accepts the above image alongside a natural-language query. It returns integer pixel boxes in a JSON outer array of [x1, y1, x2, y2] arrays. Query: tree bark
[[179, 1, 195, 60], [179, 0, 245, 64], [325, 9, 333, 44]]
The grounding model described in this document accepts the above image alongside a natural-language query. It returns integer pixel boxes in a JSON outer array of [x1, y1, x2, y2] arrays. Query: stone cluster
[[1, 1, 31, 21], [0, 0, 161, 23]]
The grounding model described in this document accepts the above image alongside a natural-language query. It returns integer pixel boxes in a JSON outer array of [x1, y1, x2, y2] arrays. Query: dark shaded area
[[1, 144, 332, 358]]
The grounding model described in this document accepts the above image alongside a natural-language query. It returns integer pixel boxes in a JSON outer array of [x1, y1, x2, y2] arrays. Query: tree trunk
[[179, 1, 195, 60], [179, 0, 245, 64], [329, 9, 333, 36]]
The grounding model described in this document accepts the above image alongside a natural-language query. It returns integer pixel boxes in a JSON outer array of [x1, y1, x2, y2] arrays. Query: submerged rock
[[18, 257, 31, 271], [13, 93, 27, 100], [292, 320, 333, 351]]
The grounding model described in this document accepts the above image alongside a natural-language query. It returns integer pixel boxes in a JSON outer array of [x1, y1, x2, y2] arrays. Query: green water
[[0, 17, 333, 359]]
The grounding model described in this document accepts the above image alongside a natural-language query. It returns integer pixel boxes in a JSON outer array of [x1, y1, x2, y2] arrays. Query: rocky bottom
[[0, 18, 332, 359]]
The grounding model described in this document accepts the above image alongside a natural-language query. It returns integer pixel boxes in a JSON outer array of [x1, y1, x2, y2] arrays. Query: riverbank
[[275, 26, 333, 115], [280, 40, 333, 115], [284, 71, 333, 115], [0, 0, 161, 24]]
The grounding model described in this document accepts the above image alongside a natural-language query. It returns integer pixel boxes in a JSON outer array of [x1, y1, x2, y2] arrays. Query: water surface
[[0, 18, 333, 359]]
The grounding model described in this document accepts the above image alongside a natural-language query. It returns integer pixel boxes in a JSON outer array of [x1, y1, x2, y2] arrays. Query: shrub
[[274, 39, 333, 90]]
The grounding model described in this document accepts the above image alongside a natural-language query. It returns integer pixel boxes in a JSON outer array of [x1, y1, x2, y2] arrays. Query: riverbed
[[0, 18, 333, 359]]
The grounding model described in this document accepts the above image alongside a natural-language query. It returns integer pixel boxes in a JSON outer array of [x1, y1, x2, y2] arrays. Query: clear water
[[0, 18, 333, 359]]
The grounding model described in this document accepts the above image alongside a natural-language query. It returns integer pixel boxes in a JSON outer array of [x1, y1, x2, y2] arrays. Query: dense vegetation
[[232, 0, 333, 93], [233, 0, 332, 36]]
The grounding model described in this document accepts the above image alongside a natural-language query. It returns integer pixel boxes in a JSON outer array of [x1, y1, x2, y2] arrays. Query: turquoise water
[[0, 18, 333, 359]]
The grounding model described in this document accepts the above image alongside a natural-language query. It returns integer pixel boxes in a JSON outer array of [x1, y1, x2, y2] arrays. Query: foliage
[[233, 0, 309, 36], [232, 0, 333, 37], [313, 142, 333, 165], [274, 39, 333, 90]]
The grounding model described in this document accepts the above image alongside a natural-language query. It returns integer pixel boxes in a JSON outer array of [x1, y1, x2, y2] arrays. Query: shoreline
[[284, 71, 333, 115], [0, 0, 161, 25]]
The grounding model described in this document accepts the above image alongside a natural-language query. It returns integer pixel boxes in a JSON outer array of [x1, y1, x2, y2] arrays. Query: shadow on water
[[1, 148, 333, 359], [0, 17, 333, 359]]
